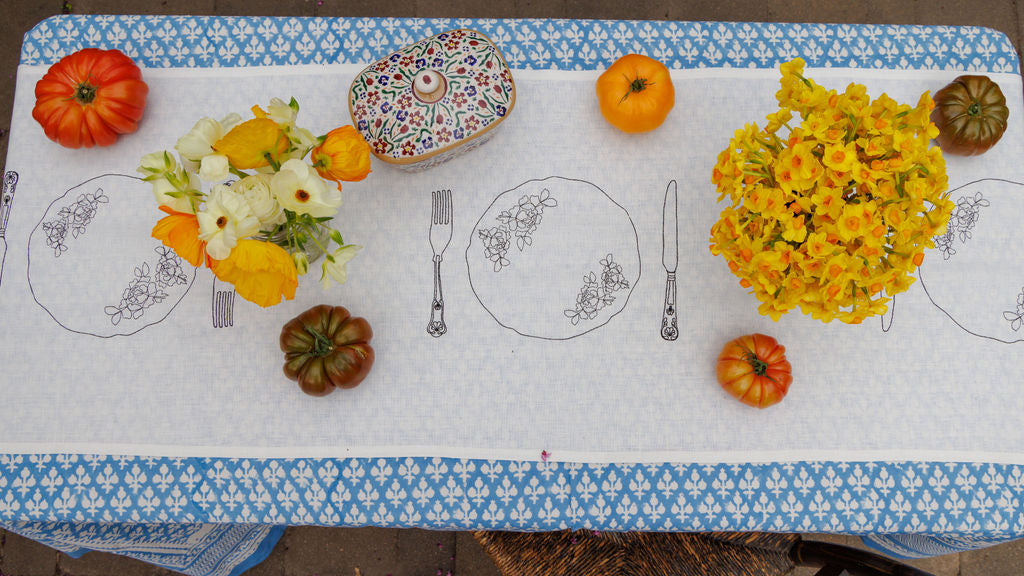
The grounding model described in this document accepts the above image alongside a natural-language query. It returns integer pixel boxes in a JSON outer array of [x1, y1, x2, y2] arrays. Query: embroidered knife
[[661, 180, 679, 340], [0, 171, 18, 290]]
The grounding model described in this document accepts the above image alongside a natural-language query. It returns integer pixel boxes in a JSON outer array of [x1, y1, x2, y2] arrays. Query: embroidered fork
[[428, 189, 453, 337]]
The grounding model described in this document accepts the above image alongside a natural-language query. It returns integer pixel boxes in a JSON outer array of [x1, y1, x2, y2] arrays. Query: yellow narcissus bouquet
[[710, 58, 953, 324], [139, 98, 371, 307]]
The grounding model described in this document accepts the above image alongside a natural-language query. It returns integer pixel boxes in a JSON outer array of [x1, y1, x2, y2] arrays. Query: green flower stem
[[229, 167, 249, 179], [263, 152, 281, 172], [301, 223, 331, 255]]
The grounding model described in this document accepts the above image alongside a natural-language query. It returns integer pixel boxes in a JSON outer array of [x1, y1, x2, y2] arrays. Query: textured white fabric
[[2, 65, 1023, 462]]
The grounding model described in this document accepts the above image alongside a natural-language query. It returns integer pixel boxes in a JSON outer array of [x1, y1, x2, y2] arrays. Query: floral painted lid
[[348, 29, 516, 165]]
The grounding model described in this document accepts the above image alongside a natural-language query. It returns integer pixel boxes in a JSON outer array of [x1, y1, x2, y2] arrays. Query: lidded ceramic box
[[348, 29, 516, 171]]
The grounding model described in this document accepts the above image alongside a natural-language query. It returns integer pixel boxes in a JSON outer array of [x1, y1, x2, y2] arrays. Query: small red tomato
[[716, 333, 793, 408]]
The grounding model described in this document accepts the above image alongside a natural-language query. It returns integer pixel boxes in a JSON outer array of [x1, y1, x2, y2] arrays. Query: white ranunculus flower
[[198, 154, 230, 182], [174, 113, 243, 163], [321, 244, 361, 289], [271, 159, 341, 218], [197, 184, 261, 260], [234, 174, 284, 227], [151, 172, 199, 214]]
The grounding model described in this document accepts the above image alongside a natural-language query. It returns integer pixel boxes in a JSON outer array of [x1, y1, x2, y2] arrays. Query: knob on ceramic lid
[[413, 70, 447, 103]]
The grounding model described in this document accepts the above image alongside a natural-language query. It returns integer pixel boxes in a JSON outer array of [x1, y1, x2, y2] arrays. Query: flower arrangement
[[138, 98, 371, 307], [709, 58, 953, 324]]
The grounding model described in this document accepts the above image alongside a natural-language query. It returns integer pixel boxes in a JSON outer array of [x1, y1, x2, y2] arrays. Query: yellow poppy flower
[[213, 118, 290, 170], [209, 239, 298, 307]]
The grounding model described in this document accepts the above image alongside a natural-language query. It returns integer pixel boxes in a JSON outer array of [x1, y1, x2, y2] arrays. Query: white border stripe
[[3, 441, 1024, 465]]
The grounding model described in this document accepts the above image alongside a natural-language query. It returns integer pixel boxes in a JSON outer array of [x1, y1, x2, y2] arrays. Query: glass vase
[[266, 224, 331, 266]]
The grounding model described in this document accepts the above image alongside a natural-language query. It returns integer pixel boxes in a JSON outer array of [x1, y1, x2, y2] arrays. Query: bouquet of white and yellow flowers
[[139, 98, 371, 307]]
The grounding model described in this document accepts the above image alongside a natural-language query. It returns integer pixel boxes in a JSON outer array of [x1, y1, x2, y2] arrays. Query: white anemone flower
[[197, 184, 261, 260], [271, 159, 341, 218]]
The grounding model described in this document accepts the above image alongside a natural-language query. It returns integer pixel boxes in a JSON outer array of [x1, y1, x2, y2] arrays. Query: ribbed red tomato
[[716, 333, 793, 409], [32, 48, 148, 148]]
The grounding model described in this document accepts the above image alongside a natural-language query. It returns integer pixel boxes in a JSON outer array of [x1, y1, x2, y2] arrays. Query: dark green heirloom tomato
[[931, 75, 1009, 156], [280, 305, 374, 396]]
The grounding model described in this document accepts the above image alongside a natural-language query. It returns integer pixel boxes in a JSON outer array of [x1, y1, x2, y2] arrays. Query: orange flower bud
[[311, 126, 372, 183]]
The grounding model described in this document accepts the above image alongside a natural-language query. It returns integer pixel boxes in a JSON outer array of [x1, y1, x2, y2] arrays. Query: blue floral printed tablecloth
[[4, 15, 1024, 576]]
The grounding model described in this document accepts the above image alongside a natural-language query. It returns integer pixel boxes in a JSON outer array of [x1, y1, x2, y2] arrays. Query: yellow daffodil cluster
[[710, 58, 953, 324]]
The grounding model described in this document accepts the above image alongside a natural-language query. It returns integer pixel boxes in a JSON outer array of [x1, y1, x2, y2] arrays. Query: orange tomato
[[716, 333, 793, 408], [596, 54, 675, 133], [32, 48, 148, 148]]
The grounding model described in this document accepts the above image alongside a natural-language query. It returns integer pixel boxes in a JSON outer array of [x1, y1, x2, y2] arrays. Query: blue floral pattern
[[5, 455, 1024, 536], [21, 16, 1018, 72], [7, 14, 1024, 575]]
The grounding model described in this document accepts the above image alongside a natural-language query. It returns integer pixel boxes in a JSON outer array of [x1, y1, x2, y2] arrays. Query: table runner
[[3, 15, 1024, 574]]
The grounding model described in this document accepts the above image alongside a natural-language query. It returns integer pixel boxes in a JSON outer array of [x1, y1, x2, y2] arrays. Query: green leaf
[[329, 229, 344, 245], [289, 97, 299, 113]]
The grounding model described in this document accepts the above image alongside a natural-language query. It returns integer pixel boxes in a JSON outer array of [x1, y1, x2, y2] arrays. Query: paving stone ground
[[2, 0, 1024, 574]]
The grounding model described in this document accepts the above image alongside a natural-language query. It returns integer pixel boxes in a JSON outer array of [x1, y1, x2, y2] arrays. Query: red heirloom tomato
[[716, 333, 793, 409], [32, 48, 149, 148]]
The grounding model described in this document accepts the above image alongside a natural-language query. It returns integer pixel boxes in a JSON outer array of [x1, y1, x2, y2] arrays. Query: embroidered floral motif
[[934, 191, 989, 259], [153, 246, 189, 289], [565, 254, 631, 325], [477, 189, 557, 272], [1004, 287, 1024, 331], [478, 226, 511, 272], [104, 253, 176, 326], [41, 189, 108, 257]]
